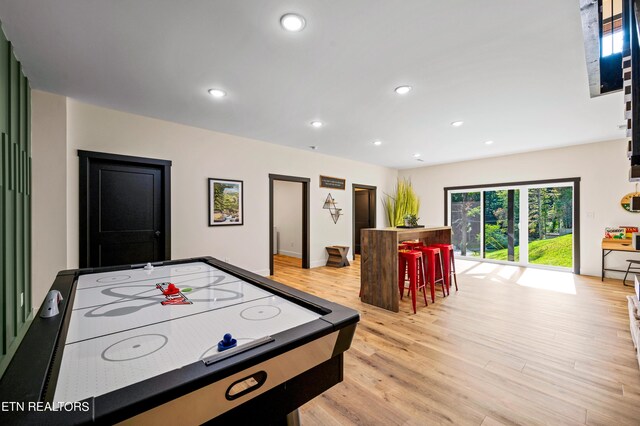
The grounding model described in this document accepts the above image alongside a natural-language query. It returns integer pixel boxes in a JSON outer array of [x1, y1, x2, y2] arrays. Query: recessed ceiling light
[[309, 145, 318, 150], [394, 85, 412, 95], [310, 121, 323, 128], [373, 140, 382, 146], [451, 121, 464, 127], [208, 88, 226, 98], [484, 140, 494, 145], [280, 13, 306, 32], [413, 153, 421, 158]]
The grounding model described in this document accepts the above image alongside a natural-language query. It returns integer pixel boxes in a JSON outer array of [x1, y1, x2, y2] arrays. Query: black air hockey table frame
[[0, 256, 359, 425]]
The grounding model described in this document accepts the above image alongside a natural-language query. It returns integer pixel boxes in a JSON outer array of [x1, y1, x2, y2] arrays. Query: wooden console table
[[601, 238, 640, 285], [326, 246, 350, 268]]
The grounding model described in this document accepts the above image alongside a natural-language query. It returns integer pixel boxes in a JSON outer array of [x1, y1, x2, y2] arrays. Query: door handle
[[155, 231, 161, 237]]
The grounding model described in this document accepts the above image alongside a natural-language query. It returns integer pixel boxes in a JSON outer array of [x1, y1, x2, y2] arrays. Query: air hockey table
[[0, 256, 359, 425]]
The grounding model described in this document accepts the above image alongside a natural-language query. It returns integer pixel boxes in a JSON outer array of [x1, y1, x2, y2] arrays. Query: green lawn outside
[[484, 234, 572, 268]]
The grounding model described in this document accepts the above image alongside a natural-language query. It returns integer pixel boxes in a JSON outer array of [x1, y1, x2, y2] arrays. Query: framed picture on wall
[[208, 178, 244, 226]]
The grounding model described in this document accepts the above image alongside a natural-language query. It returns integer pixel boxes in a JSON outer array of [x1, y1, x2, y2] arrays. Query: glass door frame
[[481, 187, 521, 263], [444, 178, 581, 274]]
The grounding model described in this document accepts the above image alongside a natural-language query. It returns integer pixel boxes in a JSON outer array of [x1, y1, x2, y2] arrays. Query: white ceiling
[[0, 0, 625, 169]]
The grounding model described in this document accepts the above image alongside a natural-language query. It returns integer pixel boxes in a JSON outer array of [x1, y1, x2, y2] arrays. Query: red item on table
[[163, 283, 179, 295]]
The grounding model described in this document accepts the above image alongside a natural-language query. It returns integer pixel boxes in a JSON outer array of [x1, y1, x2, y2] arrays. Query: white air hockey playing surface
[[53, 262, 321, 404]]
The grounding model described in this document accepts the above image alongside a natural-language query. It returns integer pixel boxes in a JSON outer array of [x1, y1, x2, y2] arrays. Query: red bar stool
[[417, 246, 446, 301], [398, 250, 428, 314], [397, 244, 411, 292], [429, 243, 458, 292], [402, 240, 423, 250]]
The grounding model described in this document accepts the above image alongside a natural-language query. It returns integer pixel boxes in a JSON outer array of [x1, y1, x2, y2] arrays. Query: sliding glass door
[[483, 189, 520, 262], [450, 192, 481, 257], [526, 185, 573, 268], [447, 180, 576, 271]]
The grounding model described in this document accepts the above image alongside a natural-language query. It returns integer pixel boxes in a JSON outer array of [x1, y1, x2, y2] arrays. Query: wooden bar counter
[[360, 226, 452, 312]]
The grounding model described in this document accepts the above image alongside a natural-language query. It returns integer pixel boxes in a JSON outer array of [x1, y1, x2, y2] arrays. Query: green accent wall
[[0, 26, 32, 377]]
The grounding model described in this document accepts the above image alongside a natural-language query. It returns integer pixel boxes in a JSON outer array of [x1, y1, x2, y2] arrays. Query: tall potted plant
[[382, 178, 420, 227]]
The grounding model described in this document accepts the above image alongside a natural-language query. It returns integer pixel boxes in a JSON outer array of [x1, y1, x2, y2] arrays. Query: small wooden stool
[[326, 246, 350, 267]]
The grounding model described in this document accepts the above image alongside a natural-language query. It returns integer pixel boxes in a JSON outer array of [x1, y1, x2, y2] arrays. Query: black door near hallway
[[353, 184, 377, 256], [79, 151, 171, 268]]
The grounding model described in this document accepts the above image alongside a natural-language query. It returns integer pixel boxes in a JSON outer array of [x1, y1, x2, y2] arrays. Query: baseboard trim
[[277, 250, 302, 259], [310, 259, 327, 268]]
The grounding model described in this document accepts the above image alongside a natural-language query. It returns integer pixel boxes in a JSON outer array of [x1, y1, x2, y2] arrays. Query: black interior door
[[354, 190, 372, 255], [79, 151, 171, 268]]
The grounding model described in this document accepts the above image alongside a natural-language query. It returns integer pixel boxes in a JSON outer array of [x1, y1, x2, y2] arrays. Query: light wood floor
[[271, 254, 640, 425]]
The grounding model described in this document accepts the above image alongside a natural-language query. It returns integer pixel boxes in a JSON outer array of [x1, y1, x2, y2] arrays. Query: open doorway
[[353, 184, 377, 260], [273, 180, 303, 270], [269, 174, 310, 275]]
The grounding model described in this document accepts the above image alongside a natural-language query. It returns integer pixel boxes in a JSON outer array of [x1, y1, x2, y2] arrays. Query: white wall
[[64, 98, 398, 272], [31, 88, 629, 306], [399, 139, 635, 277], [31, 91, 67, 308], [273, 180, 303, 258], [30, 90, 397, 306]]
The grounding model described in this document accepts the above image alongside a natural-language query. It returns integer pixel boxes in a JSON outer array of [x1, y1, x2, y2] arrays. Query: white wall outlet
[[586, 211, 595, 219], [20, 292, 24, 307]]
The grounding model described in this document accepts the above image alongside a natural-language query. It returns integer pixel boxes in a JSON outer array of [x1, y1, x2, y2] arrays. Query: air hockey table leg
[[286, 409, 300, 426]]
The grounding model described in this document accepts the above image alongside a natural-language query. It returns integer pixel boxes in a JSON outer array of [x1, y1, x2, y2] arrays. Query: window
[[602, 31, 624, 57], [601, 0, 623, 57]]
